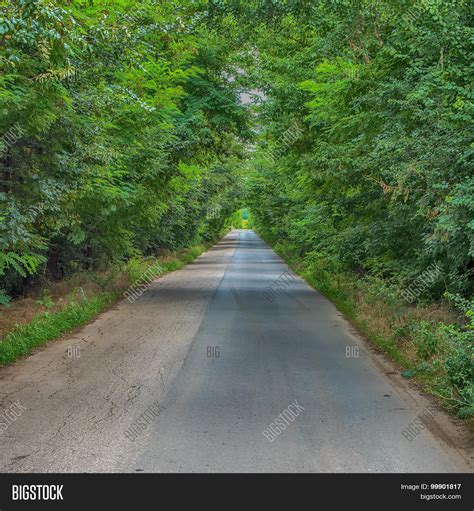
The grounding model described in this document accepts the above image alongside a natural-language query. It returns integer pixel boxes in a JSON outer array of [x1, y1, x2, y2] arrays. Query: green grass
[[0, 293, 115, 366], [0, 242, 212, 367]]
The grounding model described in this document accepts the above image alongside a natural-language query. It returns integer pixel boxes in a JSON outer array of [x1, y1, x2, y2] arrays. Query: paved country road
[[0, 230, 471, 472]]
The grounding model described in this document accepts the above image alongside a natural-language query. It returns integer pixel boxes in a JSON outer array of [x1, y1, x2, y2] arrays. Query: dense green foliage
[[0, 1, 472, 413], [1, 0, 248, 302], [242, 0, 473, 300]]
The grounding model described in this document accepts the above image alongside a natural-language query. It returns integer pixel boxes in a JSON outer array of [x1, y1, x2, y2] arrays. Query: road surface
[[0, 230, 471, 472]]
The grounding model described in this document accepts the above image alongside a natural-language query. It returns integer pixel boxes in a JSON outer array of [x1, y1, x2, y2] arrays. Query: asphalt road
[[128, 230, 468, 472], [0, 230, 470, 472]]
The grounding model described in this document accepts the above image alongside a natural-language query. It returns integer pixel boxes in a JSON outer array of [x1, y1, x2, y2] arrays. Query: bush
[[410, 320, 442, 360]]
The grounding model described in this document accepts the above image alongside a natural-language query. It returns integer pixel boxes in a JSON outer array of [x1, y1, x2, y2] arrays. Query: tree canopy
[[1, 0, 473, 304]]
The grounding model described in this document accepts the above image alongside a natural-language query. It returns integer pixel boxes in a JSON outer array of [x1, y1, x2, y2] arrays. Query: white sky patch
[[239, 89, 266, 105]]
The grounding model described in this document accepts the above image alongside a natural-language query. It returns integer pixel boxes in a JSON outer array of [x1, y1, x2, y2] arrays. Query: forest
[[0, 1, 472, 418]]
